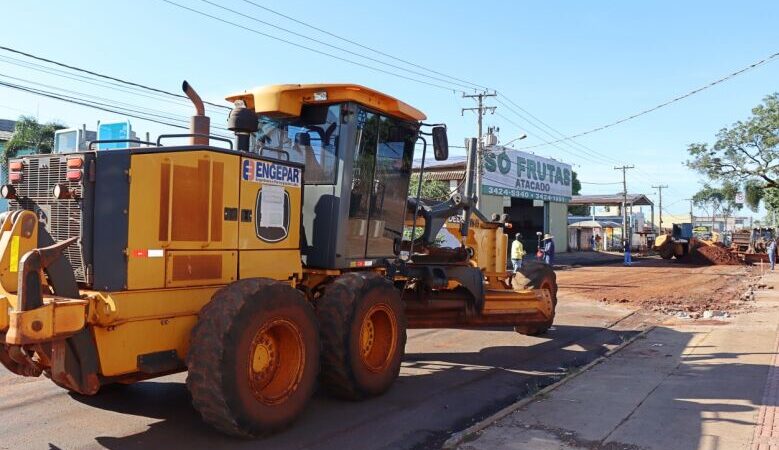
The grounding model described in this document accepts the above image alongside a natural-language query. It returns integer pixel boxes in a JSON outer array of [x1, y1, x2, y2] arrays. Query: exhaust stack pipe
[[182, 81, 210, 146]]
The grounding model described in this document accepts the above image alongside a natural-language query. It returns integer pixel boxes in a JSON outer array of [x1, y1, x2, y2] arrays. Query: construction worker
[[769, 238, 777, 271], [511, 233, 526, 272], [542, 234, 555, 266], [623, 239, 632, 266]]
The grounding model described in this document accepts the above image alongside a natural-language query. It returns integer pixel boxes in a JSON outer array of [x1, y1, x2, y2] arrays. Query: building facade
[[414, 147, 572, 255], [0, 119, 15, 153], [693, 216, 751, 232]]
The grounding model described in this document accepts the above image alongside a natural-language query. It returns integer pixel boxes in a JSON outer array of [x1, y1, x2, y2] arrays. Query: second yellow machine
[[0, 82, 556, 437]]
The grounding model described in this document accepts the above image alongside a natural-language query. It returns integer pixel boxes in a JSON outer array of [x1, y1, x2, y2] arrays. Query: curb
[[441, 324, 656, 449]]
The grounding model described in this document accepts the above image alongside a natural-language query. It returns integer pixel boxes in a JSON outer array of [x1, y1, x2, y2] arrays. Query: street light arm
[[503, 133, 528, 147]]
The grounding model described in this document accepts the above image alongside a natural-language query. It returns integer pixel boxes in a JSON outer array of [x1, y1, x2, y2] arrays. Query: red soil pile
[[682, 244, 742, 265]]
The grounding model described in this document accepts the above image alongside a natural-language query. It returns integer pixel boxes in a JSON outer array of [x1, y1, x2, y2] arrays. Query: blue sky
[[1, 1, 778, 218]]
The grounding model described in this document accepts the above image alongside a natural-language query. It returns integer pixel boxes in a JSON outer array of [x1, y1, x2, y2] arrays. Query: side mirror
[[432, 126, 449, 161]]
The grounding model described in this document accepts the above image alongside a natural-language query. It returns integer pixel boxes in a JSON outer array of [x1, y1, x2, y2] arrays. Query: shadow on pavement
[[61, 323, 643, 450], [65, 325, 775, 450]]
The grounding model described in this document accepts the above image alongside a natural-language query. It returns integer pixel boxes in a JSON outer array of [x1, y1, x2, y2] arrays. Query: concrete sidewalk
[[451, 272, 779, 450]]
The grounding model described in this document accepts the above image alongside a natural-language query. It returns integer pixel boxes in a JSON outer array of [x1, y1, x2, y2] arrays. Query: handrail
[[87, 139, 155, 150], [156, 134, 233, 149]]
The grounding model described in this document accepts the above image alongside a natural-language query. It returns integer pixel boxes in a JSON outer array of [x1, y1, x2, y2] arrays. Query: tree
[[567, 171, 590, 216], [408, 173, 452, 201], [1, 116, 65, 167], [692, 181, 741, 230], [686, 93, 779, 211]]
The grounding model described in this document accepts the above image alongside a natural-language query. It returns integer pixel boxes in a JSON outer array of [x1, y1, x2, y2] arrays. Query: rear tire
[[316, 272, 407, 400], [514, 261, 558, 336], [186, 278, 319, 438], [658, 241, 674, 259]]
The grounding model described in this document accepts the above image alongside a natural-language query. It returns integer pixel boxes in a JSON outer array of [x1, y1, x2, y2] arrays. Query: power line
[[493, 105, 686, 204], [519, 50, 779, 150], [494, 112, 606, 167], [495, 109, 614, 167], [198, 0, 478, 92], [0, 45, 231, 111], [496, 94, 621, 165], [497, 94, 689, 200], [0, 54, 228, 118], [580, 181, 622, 185], [496, 94, 691, 200], [497, 89, 688, 203], [0, 72, 229, 132], [160, 0, 460, 93], [0, 80, 233, 138], [0, 80, 188, 130], [652, 184, 669, 229], [236, 0, 489, 91]]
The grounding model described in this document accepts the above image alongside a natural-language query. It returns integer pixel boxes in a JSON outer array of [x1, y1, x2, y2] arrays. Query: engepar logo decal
[[242, 159, 301, 187]]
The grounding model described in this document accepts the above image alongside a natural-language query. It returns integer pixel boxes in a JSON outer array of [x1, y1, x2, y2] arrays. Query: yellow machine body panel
[[0, 296, 8, 331], [126, 150, 303, 290], [239, 249, 302, 281], [93, 315, 198, 377], [238, 157, 302, 251], [0, 210, 39, 299], [127, 151, 240, 289], [164, 250, 238, 288], [0, 146, 306, 379], [444, 221, 508, 274]]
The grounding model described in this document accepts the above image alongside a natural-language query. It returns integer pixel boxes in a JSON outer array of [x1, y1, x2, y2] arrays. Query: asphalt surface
[[0, 295, 649, 450]]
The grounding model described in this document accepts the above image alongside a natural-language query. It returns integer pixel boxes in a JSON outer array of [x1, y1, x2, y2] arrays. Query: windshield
[[256, 103, 341, 185]]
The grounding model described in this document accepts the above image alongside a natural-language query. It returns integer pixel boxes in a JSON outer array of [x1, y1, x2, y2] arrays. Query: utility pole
[[614, 165, 635, 246], [462, 91, 497, 207], [652, 184, 668, 231], [685, 198, 694, 225]]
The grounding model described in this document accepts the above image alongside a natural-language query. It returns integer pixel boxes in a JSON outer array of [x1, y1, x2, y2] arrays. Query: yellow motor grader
[[0, 82, 556, 437]]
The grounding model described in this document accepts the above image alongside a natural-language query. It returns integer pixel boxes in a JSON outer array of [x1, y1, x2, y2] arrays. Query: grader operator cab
[[0, 82, 556, 437]]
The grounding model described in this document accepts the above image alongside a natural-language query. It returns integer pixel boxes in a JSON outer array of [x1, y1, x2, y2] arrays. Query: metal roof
[[568, 193, 654, 207], [0, 119, 15, 133], [0, 119, 15, 141], [412, 157, 466, 181], [422, 170, 465, 181], [413, 156, 467, 170], [226, 83, 426, 121]]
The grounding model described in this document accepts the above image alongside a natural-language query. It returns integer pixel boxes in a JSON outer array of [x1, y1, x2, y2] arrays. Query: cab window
[[256, 104, 340, 185]]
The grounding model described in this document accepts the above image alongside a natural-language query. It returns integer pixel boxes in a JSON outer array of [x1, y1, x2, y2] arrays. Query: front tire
[[514, 261, 558, 336], [316, 272, 407, 400], [186, 278, 319, 438]]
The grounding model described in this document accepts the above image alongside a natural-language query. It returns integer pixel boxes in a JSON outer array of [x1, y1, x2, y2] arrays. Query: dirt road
[[557, 258, 757, 315], [0, 260, 751, 449]]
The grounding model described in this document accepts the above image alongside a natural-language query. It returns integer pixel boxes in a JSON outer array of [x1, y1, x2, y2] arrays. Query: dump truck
[[653, 223, 692, 259], [0, 82, 556, 437]]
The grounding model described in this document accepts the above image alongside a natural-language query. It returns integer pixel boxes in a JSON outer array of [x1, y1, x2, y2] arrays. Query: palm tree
[[1, 116, 65, 167]]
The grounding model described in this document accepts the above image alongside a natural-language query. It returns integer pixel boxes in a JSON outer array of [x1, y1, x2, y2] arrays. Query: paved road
[[0, 297, 649, 450]]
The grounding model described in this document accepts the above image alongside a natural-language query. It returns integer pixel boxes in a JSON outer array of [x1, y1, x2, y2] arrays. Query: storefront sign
[[482, 146, 573, 203]]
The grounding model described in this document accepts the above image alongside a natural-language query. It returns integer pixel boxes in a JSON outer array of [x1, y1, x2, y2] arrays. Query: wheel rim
[[248, 319, 305, 405], [359, 304, 397, 373]]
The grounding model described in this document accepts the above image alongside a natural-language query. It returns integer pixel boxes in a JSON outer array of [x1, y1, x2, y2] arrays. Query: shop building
[[414, 146, 572, 255]]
